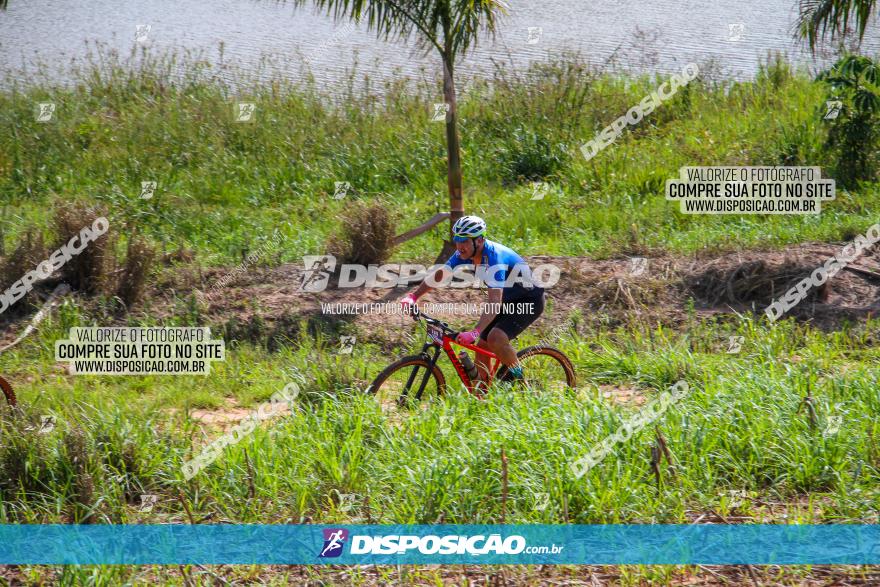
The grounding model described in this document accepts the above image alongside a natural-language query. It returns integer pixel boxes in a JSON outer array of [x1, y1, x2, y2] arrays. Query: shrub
[[0, 230, 48, 318], [818, 55, 880, 188], [327, 201, 396, 266], [52, 202, 114, 295], [115, 237, 155, 310]]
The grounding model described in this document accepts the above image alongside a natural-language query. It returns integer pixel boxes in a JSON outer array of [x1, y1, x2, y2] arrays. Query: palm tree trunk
[[439, 57, 463, 260]]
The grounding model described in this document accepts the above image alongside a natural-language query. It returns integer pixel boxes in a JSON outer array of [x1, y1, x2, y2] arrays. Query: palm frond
[[278, 0, 508, 60], [797, 0, 876, 53], [449, 0, 509, 57]]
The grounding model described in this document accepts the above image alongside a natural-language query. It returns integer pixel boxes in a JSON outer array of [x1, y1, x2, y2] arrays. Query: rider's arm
[[473, 288, 503, 333], [412, 269, 443, 299], [407, 266, 445, 301]]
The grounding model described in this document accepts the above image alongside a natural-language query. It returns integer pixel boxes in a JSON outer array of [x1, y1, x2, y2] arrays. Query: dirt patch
[[132, 242, 880, 348], [4, 242, 880, 350], [684, 494, 861, 525], [594, 383, 648, 406], [184, 398, 292, 437], [190, 399, 254, 427], [249, 243, 873, 340]]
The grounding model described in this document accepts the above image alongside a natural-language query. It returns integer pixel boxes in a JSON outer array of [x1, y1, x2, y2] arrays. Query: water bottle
[[458, 351, 480, 382]]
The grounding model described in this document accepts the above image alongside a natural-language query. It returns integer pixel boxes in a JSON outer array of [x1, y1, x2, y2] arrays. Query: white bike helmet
[[452, 215, 486, 242]]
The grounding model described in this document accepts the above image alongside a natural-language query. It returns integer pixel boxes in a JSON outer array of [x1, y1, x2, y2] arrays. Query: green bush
[[818, 54, 880, 188]]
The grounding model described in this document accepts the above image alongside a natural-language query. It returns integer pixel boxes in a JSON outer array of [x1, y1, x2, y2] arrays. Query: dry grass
[[686, 259, 818, 306], [0, 230, 48, 317], [327, 202, 396, 267], [52, 202, 114, 295], [115, 237, 156, 310]]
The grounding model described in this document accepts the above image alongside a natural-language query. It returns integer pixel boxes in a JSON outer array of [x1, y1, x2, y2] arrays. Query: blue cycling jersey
[[444, 239, 543, 300]]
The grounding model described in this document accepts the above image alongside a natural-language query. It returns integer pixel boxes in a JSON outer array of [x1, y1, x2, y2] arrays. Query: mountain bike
[[0, 375, 15, 407], [367, 307, 576, 409]]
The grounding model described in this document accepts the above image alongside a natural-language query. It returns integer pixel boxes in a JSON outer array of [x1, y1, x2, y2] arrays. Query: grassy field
[[4, 310, 880, 525], [1, 49, 880, 585], [1, 47, 878, 265], [2, 305, 880, 583]]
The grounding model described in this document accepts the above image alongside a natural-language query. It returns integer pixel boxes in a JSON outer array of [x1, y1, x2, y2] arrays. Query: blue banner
[[0, 524, 878, 565]]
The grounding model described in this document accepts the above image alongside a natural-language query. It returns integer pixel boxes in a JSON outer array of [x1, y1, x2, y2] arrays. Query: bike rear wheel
[[497, 345, 576, 393], [0, 375, 16, 407], [367, 355, 446, 412]]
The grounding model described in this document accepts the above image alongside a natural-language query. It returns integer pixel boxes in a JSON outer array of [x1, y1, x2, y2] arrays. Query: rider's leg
[[484, 294, 545, 381], [487, 327, 518, 367], [474, 337, 493, 384]]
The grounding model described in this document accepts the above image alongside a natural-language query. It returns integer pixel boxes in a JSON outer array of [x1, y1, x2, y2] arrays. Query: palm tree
[[797, 0, 876, 52], [287, 0, 509, 254]]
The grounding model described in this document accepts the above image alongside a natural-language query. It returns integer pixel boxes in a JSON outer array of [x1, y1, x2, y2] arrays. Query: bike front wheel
[[497, 345, 576, 393], [0, 375, 16, 407], [366, 355, 447, 412]]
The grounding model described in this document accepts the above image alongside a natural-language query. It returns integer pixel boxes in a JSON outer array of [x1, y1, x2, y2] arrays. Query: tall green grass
[[3, 307, 878, 528], [1, 47, 877, 266]]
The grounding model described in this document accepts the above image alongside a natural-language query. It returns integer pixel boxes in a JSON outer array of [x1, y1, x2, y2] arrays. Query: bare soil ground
[[166, 242, 880, 347], [4, 242, 880, 350]]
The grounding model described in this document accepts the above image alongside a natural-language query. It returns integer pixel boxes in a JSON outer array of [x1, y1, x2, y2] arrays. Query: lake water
[[1, 0, 879, 90]]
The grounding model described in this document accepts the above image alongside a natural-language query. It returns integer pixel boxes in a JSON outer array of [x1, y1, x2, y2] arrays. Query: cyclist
[[400, 215, 545, 383]]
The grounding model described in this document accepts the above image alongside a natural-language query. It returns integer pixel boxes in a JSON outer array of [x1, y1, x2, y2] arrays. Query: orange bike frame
[[440, 335, 503, 398]]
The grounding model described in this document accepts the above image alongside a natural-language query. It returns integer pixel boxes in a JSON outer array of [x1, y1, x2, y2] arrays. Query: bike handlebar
[[407, 306, 458, 337]]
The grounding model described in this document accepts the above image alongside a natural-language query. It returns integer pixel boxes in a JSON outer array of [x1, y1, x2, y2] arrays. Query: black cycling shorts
[[479, 292, 545, 342]]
